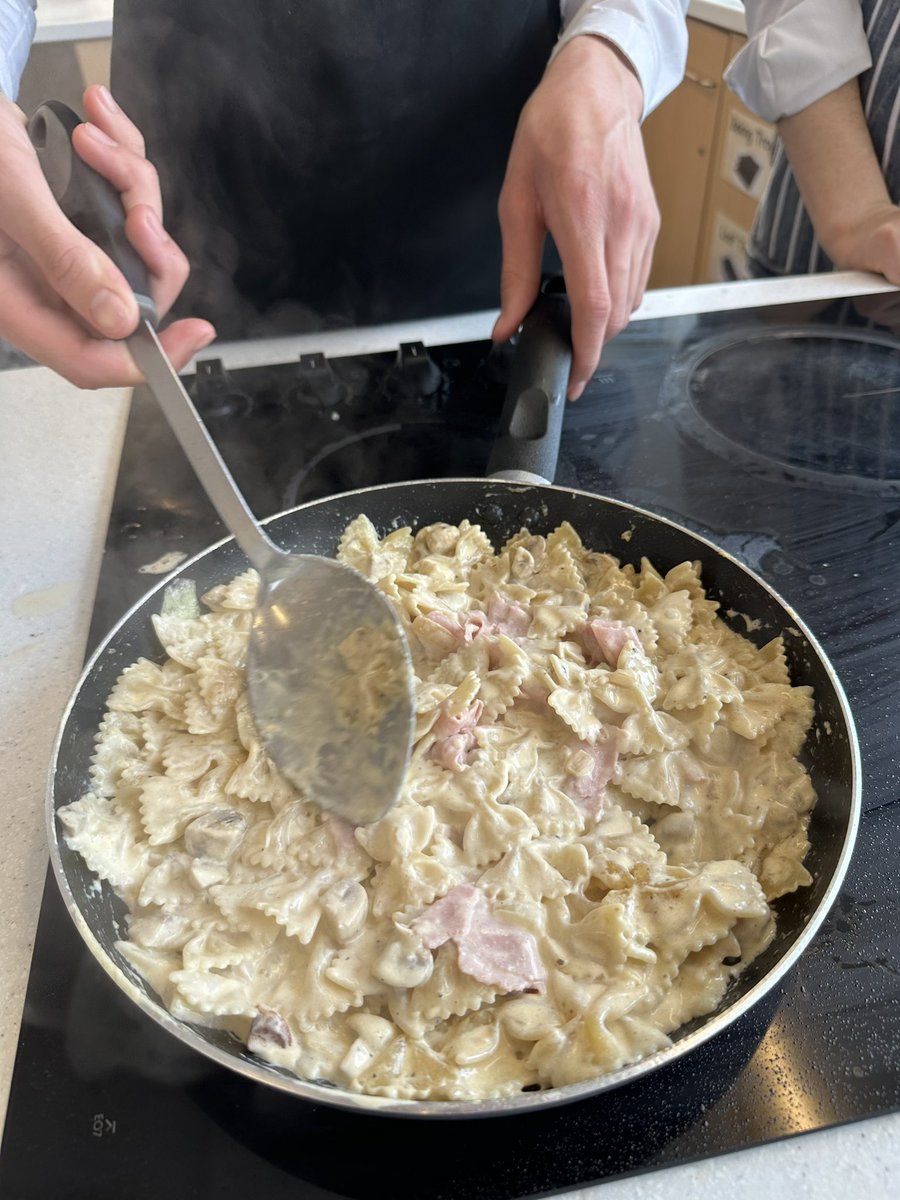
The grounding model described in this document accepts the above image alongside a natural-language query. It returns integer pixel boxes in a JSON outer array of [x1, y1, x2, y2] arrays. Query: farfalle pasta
[[58, 518, 816, 1101]]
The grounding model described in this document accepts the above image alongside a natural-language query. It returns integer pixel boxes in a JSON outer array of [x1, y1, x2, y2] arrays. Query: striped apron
[[748, 0, 900, 277]]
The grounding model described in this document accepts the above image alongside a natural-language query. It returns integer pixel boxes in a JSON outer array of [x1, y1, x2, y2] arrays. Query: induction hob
[[1, 285, 898, 1199]]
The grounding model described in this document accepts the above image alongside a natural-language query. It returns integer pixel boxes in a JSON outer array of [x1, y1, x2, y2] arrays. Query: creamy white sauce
[[59, 518, 815, 1101]]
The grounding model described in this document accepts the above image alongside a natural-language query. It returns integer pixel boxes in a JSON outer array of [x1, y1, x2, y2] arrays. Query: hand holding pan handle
[[26, 99, 158, 326], [487, 276, 572, 486]]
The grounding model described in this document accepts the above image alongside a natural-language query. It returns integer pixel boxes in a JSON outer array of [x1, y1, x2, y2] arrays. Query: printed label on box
[[721, 108, 777, 198], [707, 211, 750, 282]]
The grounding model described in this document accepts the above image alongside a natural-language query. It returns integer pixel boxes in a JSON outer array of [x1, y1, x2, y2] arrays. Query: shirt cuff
[[724, 0, 873, 123], [0, 0, 36, 101], [552, 2, 689, 121]]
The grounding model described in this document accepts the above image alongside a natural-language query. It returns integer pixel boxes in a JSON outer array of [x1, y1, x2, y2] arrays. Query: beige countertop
[[0, 368, 129, 1133], [0, 353, 897, 1194], [34, 0, 114, 42]]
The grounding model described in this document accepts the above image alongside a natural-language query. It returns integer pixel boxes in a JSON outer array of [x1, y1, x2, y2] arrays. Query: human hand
[[493, 36, 659, 399], [827, 202, 900, 282], [826, 203, 900, 333], [0, 84, 214, 389]]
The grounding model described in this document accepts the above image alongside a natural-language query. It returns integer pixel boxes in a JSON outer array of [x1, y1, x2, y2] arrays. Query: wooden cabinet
[[643, 21, 777, 286], [642, 20, 733, 287]]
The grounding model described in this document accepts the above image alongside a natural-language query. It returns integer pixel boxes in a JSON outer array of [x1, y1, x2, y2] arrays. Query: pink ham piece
[[423, 601, 531, 648], [424, 609, 489, 645], [563, 739, 619, 818], [580, 618, 639, 668], [431, 734, 474, 772], [429, 701, 483, 772], [460, 611, 490, 642], [432, 701, 484, 740], [412, 884, 546, 993], [487, 596, 531, 639]]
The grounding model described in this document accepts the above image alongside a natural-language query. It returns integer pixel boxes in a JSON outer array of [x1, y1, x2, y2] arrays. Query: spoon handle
[[27, 100, 284, 575], [128, 322, 285, 572]]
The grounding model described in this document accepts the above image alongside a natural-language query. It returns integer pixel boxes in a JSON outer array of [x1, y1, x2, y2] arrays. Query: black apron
[[748, 0, 900, 278], [111, 1, 559, 338]]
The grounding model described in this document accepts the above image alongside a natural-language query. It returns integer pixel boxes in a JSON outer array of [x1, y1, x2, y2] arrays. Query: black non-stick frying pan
[[36, 101, 861, 1118]]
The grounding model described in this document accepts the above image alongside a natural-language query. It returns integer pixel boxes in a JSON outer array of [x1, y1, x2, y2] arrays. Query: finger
[[633, 206, 660, 313], [622, 223, 650, 322], [602, 241, 635, 343], [154, 319, 218, 369], [633, 238, 655, 313], [72, 121, 163, 218], [73, 128, 192, 320], [858, 214, 900, 283], [82, 83, 147, 159], [553, 225, 609, 400], [158, 319, 218, 371], [66, 319, 214, 386], [0, 254, 214, 388], [124, 204, 191, 319], [5, 302, 214, 388], [4, 303, 212, 388], [0, 144, 138, 339], [493, 185, 545, 343]]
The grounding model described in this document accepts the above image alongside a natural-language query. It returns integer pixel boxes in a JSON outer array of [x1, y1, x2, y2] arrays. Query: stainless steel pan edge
[[46, 478, 862, 1118]]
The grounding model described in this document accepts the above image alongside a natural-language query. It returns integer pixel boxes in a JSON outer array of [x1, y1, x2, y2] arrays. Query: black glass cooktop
[[2, 293, 899, 1199]]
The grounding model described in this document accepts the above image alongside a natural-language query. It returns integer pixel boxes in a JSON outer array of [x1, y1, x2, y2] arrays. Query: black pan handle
[[27, 99, 157, 326], [487, 277, 572, 485]]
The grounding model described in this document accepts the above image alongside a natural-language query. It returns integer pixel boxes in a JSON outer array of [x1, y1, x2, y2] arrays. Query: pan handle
[[487, 277, 572, 485], [26, 100, 157, 326]]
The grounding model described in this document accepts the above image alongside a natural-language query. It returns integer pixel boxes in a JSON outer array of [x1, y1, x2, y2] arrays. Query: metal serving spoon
[[29, 100, 414, 825]]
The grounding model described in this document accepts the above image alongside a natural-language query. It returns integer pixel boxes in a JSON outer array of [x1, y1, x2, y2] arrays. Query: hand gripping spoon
[[29, 100, 414, 825]]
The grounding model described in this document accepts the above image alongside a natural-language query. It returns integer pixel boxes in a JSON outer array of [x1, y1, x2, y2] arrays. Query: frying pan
[[39, 109, 860, 1119], [47, 423, 861, 1118]]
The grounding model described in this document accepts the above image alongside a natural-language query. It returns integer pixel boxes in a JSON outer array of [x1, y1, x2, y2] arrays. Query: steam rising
[[111, 0, 561, 338]]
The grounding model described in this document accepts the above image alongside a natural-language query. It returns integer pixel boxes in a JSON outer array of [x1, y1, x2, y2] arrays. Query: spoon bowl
[[247, 552, 414, 824]]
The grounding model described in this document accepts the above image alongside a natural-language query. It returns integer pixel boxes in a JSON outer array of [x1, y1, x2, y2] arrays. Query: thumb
[[0, 142, 138, 339]]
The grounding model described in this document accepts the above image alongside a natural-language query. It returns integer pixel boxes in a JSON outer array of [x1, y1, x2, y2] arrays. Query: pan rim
[[45, 478, 863, 1118]]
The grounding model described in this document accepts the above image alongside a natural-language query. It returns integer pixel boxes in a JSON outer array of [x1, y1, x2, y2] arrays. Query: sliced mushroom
[[653, 811, 695, 845], [373, 936, 434, 989], [565, 748, 595, 779], [422, 524, 460, 556], [448, 1023, 500, 1066], [247, 1007, 292, 1053], [510, 547, 535, 580], [500, 996, 558, 1042], [188, 858, 229, 890], [339, 1037, 375, 1081], [184, 808, 247, 861], [519, 535, 545, 567], [319, 879, 368, 944], [347, 1013, 395, 1051]]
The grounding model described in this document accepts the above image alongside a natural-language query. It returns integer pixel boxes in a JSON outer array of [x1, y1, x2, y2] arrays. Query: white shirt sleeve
[[0, 0, 35, 100], [553, 0, 691, 120], [724, 0, 872, 123]]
